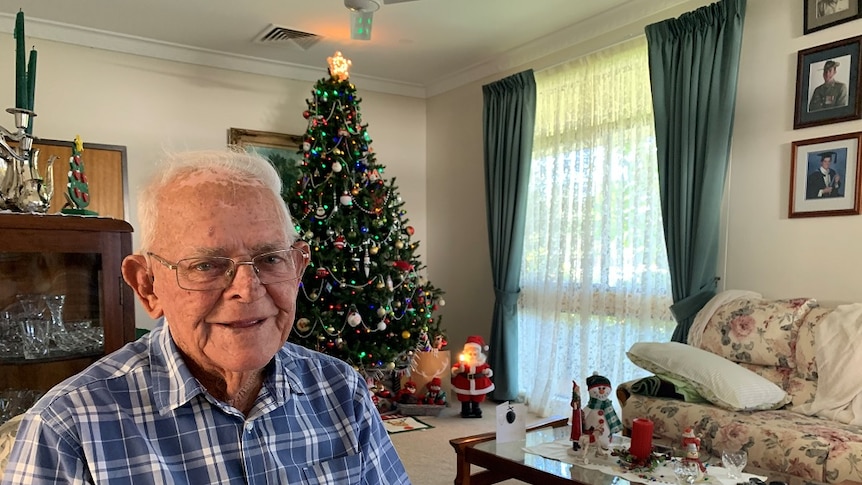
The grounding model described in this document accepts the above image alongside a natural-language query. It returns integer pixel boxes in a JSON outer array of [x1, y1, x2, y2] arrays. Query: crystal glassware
[[674, 460, 701, 485], [15, 294, 44, 319], [20, 315, 50, 359], [43, 294, 67, 338], [0, 306, 24, 359], [722, 449, 748, 480]]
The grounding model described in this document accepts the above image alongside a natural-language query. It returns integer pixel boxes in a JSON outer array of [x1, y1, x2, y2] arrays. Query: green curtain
[[482, 70, 536, 401], [645, 0, 746, 343]]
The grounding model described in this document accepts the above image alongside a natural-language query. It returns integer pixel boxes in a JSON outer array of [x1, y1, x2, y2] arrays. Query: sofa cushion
[[627, 342, 790, 411], [698, 297, 817, 369], [795, 306, 832, 382]]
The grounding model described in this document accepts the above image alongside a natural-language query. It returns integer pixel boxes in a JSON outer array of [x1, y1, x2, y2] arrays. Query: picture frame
[[228, 127, 302, 162], [228, 128, 304, 187], [789, 131, 862, 218], [794, 36, 862, 129], [804, 0, 862, 34]]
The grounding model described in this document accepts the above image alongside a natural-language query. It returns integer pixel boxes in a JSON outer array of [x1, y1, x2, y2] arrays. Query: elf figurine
[[421, 377, 447, 405], [396, 381, 419, 404], [582, 372, 622, 455], [451, 335, 495, 418]]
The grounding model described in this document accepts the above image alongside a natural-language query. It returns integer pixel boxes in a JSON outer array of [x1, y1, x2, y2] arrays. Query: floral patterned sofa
[[617, 291, 862, 485]]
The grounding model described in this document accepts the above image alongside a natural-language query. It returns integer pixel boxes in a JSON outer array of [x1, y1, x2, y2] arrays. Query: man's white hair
[[136, 147, 298, 253]]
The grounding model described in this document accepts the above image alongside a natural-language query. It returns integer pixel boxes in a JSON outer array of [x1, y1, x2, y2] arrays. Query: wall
[[723, 0, 862, 302], [426, 1, 862, 351], [0, 37, 427, 329]]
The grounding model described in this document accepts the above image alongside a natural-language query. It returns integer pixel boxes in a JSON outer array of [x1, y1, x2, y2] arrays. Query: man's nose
[[226, 261, 262, 288]]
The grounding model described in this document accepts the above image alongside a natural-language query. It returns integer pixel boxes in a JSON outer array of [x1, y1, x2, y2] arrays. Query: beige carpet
[[388, 402, 545, 485]]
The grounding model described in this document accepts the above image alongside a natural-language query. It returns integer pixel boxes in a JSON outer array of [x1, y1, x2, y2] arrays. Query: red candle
[[630, 417, 654, 461]]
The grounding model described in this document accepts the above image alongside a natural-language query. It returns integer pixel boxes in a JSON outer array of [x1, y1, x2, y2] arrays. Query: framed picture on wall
[[789, 131, 862, 218], [228, 127, 304, 187], [794, 36, 862, 129], [804, 0, 862, 34]]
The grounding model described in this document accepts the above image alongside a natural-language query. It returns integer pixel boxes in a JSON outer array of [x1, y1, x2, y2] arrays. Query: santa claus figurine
[[570, 381, 584, 451], [451, 335, 495, 418]]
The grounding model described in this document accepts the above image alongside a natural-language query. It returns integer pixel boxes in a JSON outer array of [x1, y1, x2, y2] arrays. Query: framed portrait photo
[[228, 127, 302, 161], [804, 0, 862, 34], [228, 127, 304, 187], [789, 131, 862, 218], [793, 35, 862, 129]]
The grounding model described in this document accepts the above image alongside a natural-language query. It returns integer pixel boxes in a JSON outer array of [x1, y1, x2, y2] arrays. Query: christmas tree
[[285, 52, 446, 378]]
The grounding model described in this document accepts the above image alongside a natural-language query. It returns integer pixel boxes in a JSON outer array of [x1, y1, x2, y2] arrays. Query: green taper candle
[[25, 47, 36, 133], [14, 10, 25, 109]]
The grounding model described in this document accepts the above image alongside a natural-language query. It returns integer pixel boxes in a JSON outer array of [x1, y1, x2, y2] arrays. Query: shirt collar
[[148, 320, 306, 415]]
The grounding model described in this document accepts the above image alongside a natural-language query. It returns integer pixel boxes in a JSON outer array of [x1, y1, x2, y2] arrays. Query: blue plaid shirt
[[2, 322, 410, 484]]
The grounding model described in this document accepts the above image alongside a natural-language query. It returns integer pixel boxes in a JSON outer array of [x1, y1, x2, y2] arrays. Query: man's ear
[[122, 254, 164, 319], [294, 240, 311, 273]]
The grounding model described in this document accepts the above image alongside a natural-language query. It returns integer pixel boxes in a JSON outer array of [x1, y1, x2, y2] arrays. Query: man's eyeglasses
[[147, 248, 309, 291]]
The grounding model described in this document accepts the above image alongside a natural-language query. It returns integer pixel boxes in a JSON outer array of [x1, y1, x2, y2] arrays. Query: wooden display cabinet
[[0, 213, 135, 393]]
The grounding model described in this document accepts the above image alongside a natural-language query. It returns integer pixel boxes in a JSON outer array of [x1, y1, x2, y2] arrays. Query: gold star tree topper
[[328, 51, 352, 81]]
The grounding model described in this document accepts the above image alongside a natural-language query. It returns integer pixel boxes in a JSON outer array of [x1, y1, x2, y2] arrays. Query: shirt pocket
[[301, 452, 362, 485]]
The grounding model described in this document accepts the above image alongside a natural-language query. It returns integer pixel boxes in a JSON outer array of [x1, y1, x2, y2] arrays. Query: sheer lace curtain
[[519, 37, 675, 418]]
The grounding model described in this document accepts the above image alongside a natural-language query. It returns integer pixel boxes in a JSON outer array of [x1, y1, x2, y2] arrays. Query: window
[[518, 37, 675, 418]]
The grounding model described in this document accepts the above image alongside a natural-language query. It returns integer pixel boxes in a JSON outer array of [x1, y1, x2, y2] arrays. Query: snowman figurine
[[681, 427, 707, 477], [582, 372, 622, 455]]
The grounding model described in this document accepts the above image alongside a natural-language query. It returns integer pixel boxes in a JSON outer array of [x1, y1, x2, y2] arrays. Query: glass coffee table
[[451, 421, 765, 485], [450, 417, 628, 485]]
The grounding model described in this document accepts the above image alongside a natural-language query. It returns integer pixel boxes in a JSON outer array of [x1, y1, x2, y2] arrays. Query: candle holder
[[0, 107, 54, 212]]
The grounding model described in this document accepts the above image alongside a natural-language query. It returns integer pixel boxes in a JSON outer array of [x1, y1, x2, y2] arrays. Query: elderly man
[[3, 148, 410, 484]]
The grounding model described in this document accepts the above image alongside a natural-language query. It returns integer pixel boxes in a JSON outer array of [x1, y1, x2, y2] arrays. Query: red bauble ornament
[[406, 226, 415, 236], [333, 235, 346, 250], [392, 260, 414, 271]]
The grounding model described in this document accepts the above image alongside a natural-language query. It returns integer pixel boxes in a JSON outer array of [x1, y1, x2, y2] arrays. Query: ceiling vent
[[254, 25, 321, 50]]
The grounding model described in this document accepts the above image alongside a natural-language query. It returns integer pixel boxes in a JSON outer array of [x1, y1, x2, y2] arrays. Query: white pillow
[[627, 342, 790, 411]]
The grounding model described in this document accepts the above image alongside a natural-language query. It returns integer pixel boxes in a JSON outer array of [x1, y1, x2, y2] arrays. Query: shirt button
[[245, 422, 254, 432]]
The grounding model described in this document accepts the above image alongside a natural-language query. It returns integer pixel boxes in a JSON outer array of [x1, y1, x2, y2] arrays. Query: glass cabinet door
[[0, 213, 135, 420], [1, 251, 106, 362]]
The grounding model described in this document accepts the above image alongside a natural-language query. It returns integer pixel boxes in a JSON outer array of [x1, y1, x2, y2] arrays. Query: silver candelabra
[[0, 108, 54, 213]]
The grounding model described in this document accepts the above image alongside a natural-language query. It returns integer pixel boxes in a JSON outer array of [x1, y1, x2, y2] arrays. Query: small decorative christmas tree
[[284, 52, 446, 380], [61, 135, 97, 215]]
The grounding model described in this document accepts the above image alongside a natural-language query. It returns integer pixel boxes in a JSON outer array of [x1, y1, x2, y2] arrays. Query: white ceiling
[[0, 0, 689, 98]]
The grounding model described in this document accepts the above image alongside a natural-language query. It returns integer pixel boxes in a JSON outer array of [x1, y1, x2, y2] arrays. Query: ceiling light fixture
[[344, 0, 380, 40]]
